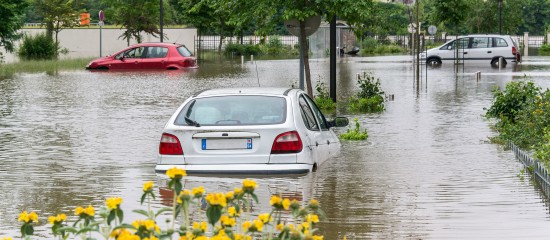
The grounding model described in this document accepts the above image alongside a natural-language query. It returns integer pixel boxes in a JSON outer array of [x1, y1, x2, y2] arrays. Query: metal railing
[[509, 141, 550, 198]]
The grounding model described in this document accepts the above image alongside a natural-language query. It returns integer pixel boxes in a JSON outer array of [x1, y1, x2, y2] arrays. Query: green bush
[[485, 81, 540, 123], [224, 43, 261, 56], [314, 80, 336, 112], [348, 72, 385, 113], [18, 33, 58, 60], [535, 128, 550, 168], [539, 44, 550, 56], [340, 118, 368, 140]]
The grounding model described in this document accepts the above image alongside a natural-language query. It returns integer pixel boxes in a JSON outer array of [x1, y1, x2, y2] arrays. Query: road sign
[[407, 23, 416, 34], [428, 25, 437, 35], [284, 15, 321, 37], [99, 10, 104, 22]]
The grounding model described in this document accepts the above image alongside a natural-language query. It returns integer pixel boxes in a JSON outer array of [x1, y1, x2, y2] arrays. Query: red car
[[86, 42, 198, 70]]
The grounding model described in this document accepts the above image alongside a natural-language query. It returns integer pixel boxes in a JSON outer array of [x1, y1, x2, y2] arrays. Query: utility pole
[[415, 0, 420, 82], [160, 0, 164, 42], [498, 0, 502, 34]]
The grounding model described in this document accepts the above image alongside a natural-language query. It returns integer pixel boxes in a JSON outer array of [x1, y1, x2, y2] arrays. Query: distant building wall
[[1, 27, 197, 63]]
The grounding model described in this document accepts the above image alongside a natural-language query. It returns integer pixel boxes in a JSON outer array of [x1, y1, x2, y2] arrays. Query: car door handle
[[315, 142, 319, 147], [327, 140, 330, 145], [487, 51, 492, 53], [463, 52, 468, 54]]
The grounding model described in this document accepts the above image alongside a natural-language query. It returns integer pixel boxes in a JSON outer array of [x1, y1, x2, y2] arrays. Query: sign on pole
[[99, 10, 104, 57]]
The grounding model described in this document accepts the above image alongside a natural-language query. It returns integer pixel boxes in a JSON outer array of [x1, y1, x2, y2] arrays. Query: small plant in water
[[339, 118, 368, 140], [7, 167, 327, 240], [348, 72, 385, 113], [314, 78, 336, 112]]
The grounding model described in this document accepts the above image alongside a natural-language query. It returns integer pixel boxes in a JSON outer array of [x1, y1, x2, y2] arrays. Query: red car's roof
[[131, 42, 183, 47]]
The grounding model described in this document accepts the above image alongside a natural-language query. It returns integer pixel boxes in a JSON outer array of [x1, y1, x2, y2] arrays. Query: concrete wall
[[1, 27, 197, 63]]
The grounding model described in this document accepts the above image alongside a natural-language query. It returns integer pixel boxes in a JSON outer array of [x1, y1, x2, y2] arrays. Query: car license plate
[[202, 138, 252, 150]]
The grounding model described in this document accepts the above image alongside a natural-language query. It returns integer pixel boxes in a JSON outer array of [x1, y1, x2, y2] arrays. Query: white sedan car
[[155, 88, 348, 175]]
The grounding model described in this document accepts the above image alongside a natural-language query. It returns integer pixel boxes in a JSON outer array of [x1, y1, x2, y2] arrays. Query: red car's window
[[145, 47, 168, 58], [177, 46, 192, 57]]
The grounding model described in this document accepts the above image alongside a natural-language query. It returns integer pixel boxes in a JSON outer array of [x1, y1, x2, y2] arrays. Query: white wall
[[1, 27, 197, 63]]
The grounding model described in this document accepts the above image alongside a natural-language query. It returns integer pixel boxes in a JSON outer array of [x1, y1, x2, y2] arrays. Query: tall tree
[[0, 0, 28, 55], [106, 0, 161, 45], [35, 0, 79, 44]]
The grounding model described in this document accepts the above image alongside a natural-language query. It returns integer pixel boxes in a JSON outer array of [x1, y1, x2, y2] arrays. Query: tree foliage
[[34, 0, 79, 44], [105, 0, 161, 45], [0, 0, 28, 53]]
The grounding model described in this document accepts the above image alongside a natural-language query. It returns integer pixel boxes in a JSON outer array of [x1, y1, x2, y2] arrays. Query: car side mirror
[[328, 117, 349, 128]]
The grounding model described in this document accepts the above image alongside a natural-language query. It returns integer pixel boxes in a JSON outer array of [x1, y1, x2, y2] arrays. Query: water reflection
[[1, 56, 550, 238]]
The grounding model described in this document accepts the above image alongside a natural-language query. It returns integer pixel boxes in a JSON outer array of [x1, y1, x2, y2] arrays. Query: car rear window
[[175, 95, 287, 126], [177, 46, 193, 57]]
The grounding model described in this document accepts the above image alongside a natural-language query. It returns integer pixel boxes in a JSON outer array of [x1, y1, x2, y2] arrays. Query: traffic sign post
[[99, 10, 104, 57]]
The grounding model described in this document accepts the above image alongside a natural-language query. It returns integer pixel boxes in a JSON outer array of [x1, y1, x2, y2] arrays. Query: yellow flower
[[143, 181, 154, 192], [110, 228, 132, 238], [132, 219, 160, 233], [192, 186, 205, 197], [242, 221, 252, 232], [242, 179, 257, 192], [228, 206, 240, 217], [144, 237, 159, 240], [166, 167, 186, 179], [76, 205, 95, 217], [220, 215, 236, 227], [18, 211, 38, 223], [234, 187, 243, 195], [282, 198, 291, 210], [258, 213, 272, 223], [306, 214, 320, 223], [276, 223, 284, 231], [270, 195, 282, 206], [192, 221, 208, 232], [290, 199, 301, 210], [211, 230, 231, 240], [48, 213, 66, 224], [225, 191, 234, 200], [253, 219, 264, 232], [205, 192, 227, 207], [106, 197, 123, 210], [308, 199, 320, 209], [234, 234, 252, 240], [0, 237, 13, 240]]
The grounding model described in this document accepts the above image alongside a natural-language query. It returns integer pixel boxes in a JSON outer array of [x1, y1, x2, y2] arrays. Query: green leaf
[[113, 224, 136, 230], [107, 211, 115, 225], [133, 209, 149, 217], [24, 224, 34, 236], [251, 193, 259, 203], [206, 206, 222, 226], [56, 226, 78, 233], [116, 208, 124, 223], [155, 207, 173, 217], [175, 181, 183, 195], [141, 193, 147, 205]]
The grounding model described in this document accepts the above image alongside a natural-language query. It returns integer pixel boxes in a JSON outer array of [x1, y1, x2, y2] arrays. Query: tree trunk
[[46, 22, 54, 40], [299, 21, 313, 97], [218, 18, 225, 53]]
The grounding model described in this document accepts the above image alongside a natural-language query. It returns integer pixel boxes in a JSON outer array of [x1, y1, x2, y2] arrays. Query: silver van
[[422, 34, 521, 66]]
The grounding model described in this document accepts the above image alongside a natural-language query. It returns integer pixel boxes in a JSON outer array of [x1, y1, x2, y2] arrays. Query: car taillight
[[512, 46, 517, 55], [159, 133, 183, 155], [271, 131, 303, 154]]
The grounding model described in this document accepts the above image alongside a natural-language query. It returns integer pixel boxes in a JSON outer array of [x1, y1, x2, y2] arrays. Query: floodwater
[[1, 55, 550, 239]]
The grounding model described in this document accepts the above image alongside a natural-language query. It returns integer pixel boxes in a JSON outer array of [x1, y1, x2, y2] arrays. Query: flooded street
[[1, 55, 550, 239]]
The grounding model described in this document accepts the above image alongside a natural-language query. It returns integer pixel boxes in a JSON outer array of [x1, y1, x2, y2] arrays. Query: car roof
[[131, 42, 182, 47], [194, 88, 295, 97], [459, 34, 512, 38]]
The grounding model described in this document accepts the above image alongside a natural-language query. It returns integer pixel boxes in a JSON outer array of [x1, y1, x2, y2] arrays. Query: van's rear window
[[175, 96, 287, 126]]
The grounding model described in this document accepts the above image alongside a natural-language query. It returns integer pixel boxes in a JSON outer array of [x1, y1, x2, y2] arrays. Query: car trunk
[[178, 128, 281, 165]]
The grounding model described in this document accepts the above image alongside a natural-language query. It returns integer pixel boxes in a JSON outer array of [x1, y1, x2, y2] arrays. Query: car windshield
[[177, 46, 193, 57], [175, 95, 287, 126]]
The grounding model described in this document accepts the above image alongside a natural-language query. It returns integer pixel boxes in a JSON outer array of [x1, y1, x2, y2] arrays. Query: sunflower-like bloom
[[192, 186, 205, 197], [143, 181, 154, 192], [211, 230, 231, 240], [242, 179, 257, 192], [205, 193, 227, 207], [132, 219, 160, 233], [309, 199, 319, 208], [290, 199, 301, 210], [306, 214, 320, 223], [48, 213, 66, 224], [75, 205, 95, 217], [110, 228, 132, 238], [18, 211, 38, 223], [258, 213, 272, 224], [143, 237, 159, 240], [228, 206, 240, 217], [1, 237, 13, 240], [166, 167, 186, 179], [220, 215, 236, 227], [106, 197, 123, 210], [276, 223, 284, 231], [270, 195, 282, 206], [242, 220, 264, 232], [233, 234, 252, 240], [225, 191, 235, 201], [116, 230, 140, 240], [192, 221, 208, 232]]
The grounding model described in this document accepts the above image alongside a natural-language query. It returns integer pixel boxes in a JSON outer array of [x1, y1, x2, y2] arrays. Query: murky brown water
[[1, 56, 550, 239]]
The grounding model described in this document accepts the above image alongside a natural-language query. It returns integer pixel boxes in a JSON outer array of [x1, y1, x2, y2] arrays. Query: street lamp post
[[498, 0, 502, 34]]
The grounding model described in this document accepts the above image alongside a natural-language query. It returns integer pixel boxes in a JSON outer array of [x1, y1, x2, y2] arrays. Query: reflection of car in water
[[155, 88, 349, 175], [339, 46, 360, 55], [421, 34, 521, 67]]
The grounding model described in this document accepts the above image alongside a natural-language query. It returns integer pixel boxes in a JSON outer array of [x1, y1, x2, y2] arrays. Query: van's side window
[[471, 37, 489, 48], [494, 38, 508, 47]]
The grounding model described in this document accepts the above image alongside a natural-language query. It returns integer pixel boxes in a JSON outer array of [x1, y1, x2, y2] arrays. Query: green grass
[[0, 57, 94, 79]]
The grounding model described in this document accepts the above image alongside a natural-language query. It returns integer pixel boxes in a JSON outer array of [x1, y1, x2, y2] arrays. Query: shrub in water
[[17, 33, 58, 60], [348, 72, 385, 113], [224, 43, 261, 56], [340, 118, 368, 140], [314, 80, 336, 112], [539, 44, 550, 56]]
